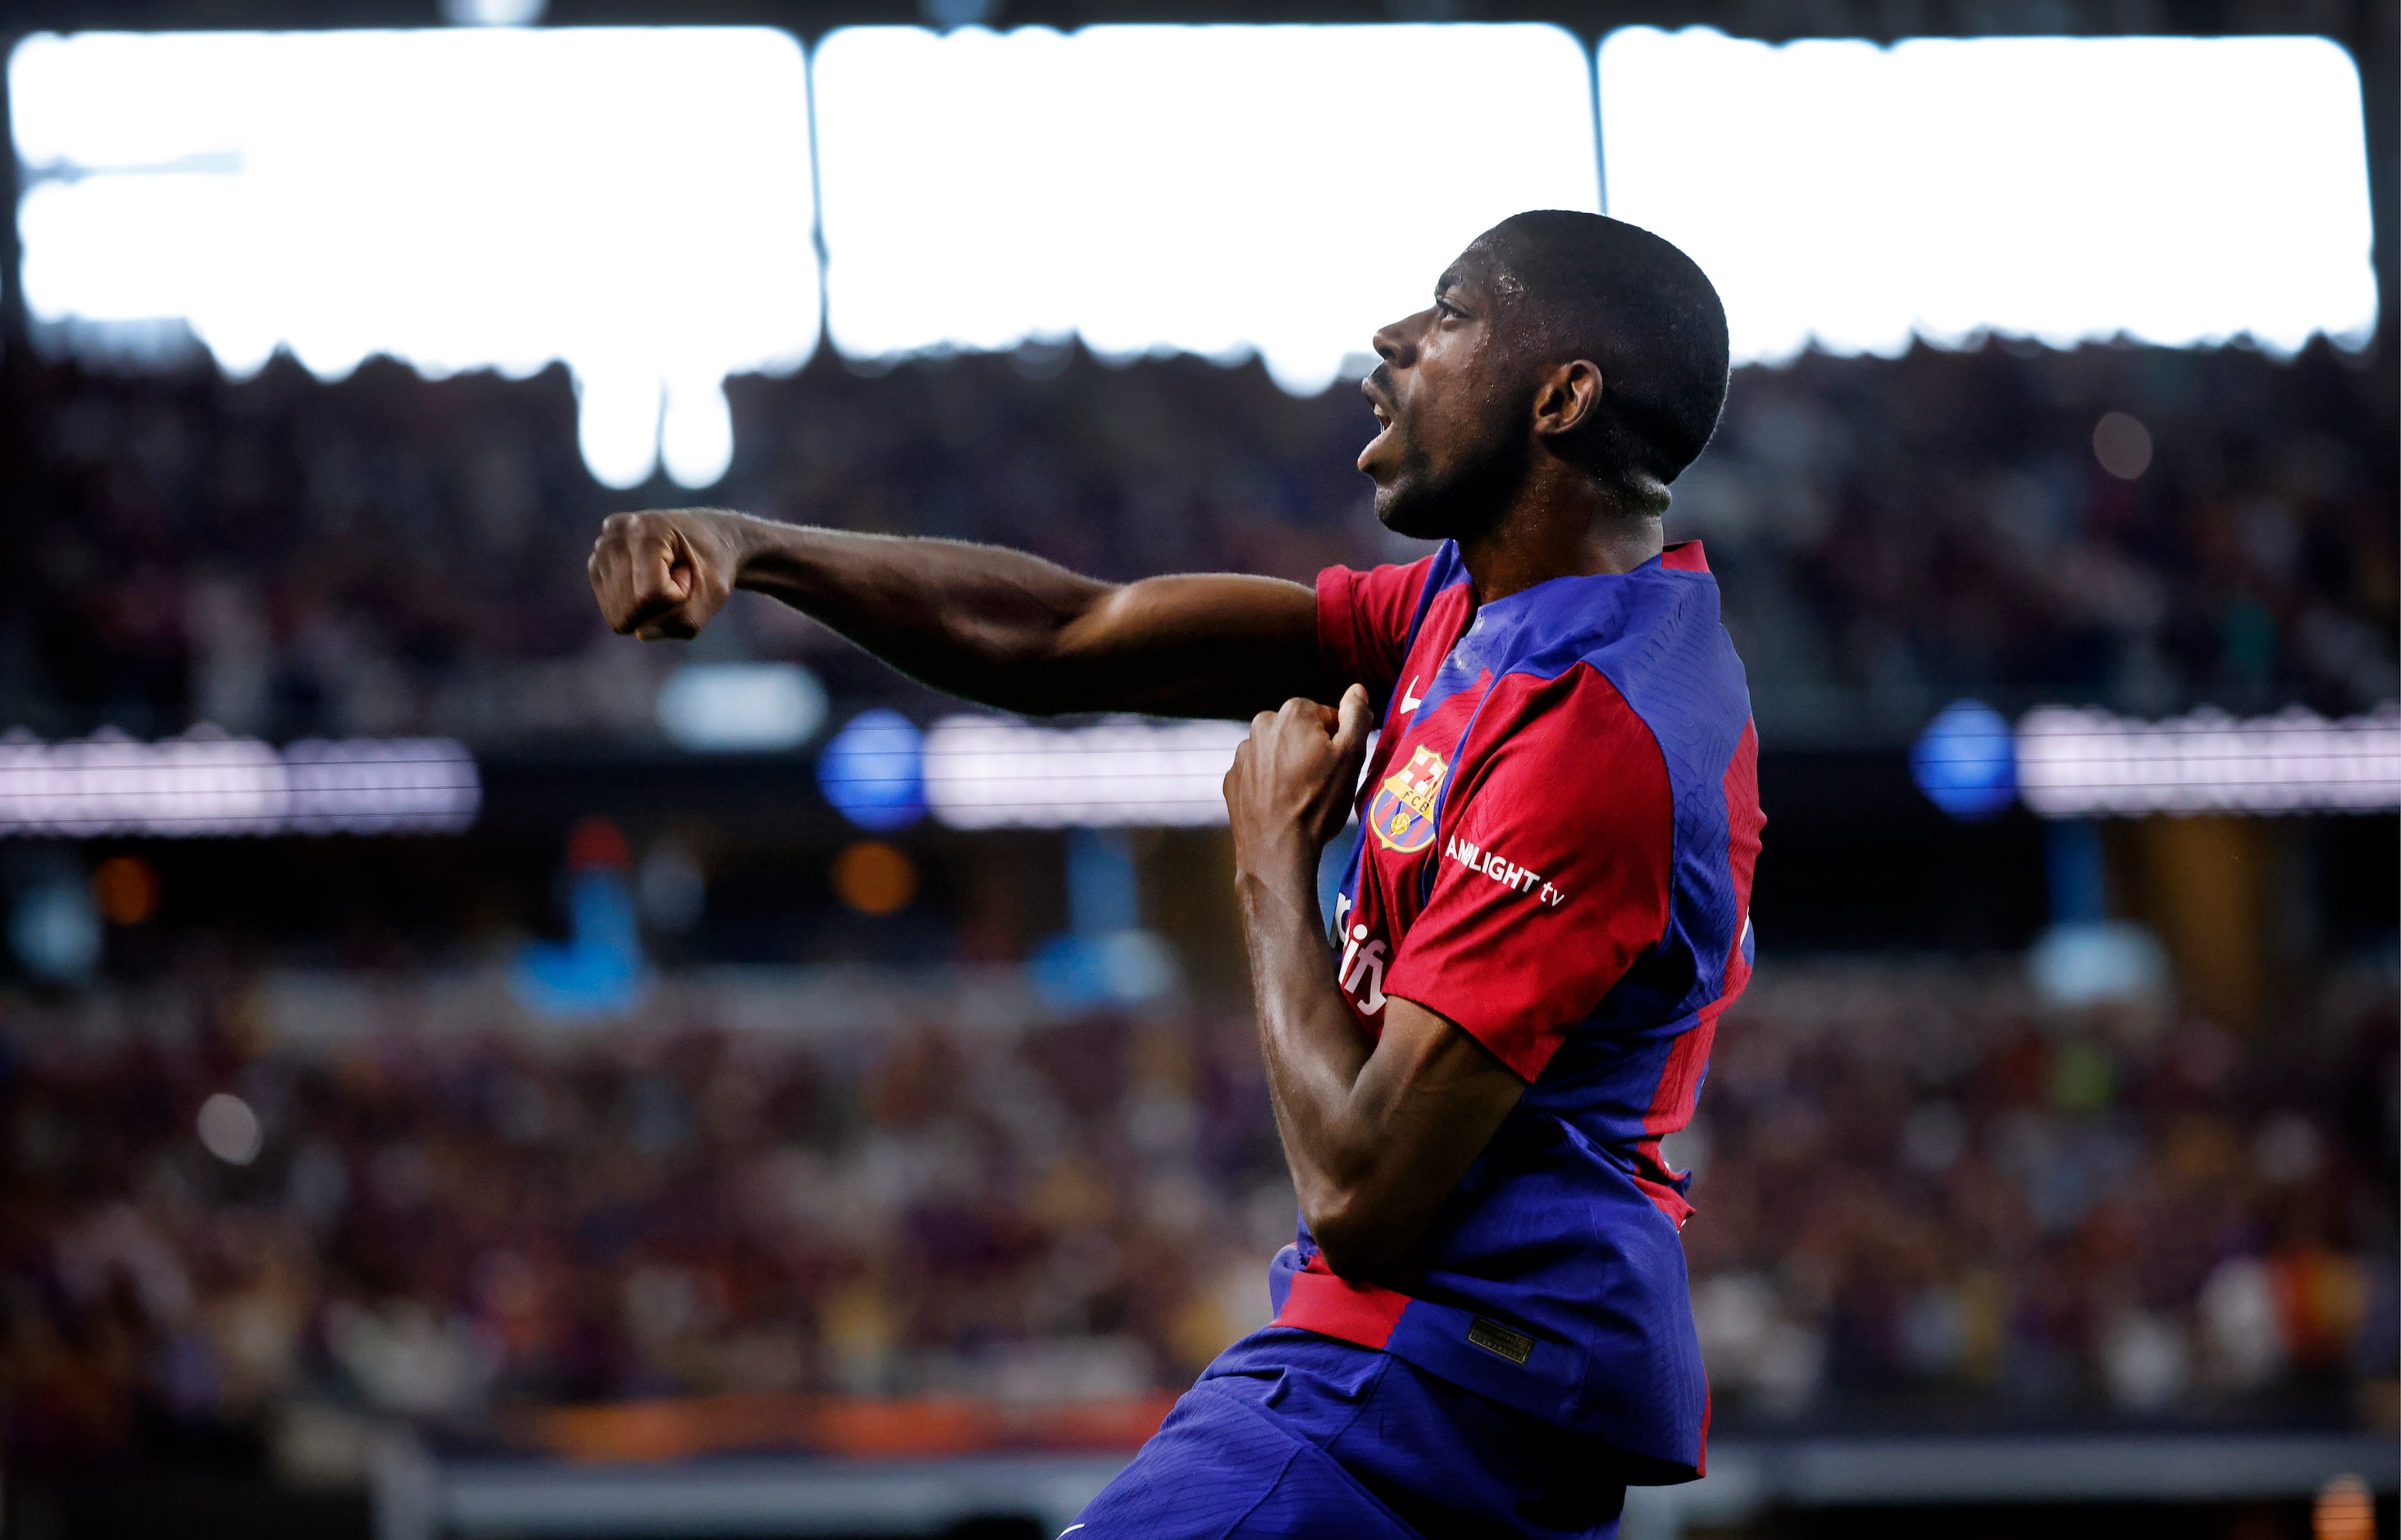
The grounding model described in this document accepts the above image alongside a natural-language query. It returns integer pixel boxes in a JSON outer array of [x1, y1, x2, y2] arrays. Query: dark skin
[[588, 244, 1664, 1281]]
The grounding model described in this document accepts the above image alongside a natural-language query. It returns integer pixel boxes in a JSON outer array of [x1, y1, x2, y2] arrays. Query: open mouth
[[1360, 402, 1396, 471], [1358, 371, 1401, 472], [1360, 390, 1397, 469]]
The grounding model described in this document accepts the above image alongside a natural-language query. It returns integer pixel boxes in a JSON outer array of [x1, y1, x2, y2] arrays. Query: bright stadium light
[[2014, 704, 2401, 817], [9, 29, 818, 489], [923, 715, 1247, 828], [0, 731, 481, 836], [657, 663, 828, 753], [811, 24, 1601, 394], [1597, 29, 2379, 362]]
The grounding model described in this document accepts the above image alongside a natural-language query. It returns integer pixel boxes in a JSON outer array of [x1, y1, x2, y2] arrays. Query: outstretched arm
[[1223, 688, 1526, 1282], [588, 508, 1329, 720]]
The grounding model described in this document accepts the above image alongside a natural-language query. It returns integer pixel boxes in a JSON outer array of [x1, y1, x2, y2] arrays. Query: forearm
[[1236, 841, 1390, 1258], [1222, 694, 1525, 1279], [1223, 697, 1525, 1282], [717, 513, 1321, 719], [722, 516, 1115, 714]]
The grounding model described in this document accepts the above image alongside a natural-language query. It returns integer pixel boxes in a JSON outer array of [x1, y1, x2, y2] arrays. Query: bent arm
[[1224, 694, 1524, 1283], [589, 508, 1328, 720], [1240, 848, 1526, 1280]]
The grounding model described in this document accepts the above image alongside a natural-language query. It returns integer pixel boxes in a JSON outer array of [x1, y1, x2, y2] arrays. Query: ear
[[1530, 359, 1601, 443]]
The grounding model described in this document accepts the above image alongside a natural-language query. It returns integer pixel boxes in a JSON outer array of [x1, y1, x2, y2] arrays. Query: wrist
[[718, 510, 775, 589], [1233, 836, 1317, 898]]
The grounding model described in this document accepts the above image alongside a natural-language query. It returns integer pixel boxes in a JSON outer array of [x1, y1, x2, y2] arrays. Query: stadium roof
[[0, 0, 2384, 39]]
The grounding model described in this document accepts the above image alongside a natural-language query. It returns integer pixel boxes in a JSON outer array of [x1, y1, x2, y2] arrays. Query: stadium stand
[[1, 339, 2390, 749], [0, 959, 2388, 1476]]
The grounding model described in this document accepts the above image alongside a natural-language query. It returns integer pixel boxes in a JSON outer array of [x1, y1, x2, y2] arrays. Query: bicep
[[1053, 572, 1330, 719]]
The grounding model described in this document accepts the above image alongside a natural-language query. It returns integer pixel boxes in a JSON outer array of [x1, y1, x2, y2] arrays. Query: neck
[[1455, 458, 1665, 606]]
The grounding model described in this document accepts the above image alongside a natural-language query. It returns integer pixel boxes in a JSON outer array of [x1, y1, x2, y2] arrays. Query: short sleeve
[[1315, 557, 1434, 715], [1382, 667, 1674, 1082]]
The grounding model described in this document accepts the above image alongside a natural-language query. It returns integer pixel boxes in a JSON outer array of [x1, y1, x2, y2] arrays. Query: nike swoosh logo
[[1399, 677, 1423, 713]]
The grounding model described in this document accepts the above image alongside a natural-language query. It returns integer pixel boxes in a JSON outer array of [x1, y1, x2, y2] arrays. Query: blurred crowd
[[0, 975, 1292, 1470], [1679, 962, 2396, 1428], [0, 961, 2390, 1469], [2, 335, 2391, 748], [1683, 342, 2395, 732]]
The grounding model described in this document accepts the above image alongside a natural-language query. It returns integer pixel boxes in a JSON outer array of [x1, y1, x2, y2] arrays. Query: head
[[1358, 211, 1730, 539]]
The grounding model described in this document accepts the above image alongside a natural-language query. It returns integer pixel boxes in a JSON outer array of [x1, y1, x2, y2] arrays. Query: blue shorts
[[1067, 1328, 1627, 1540]]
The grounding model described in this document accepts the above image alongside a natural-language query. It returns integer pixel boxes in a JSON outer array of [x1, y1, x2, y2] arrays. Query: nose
[[1369, 308, 1425, 369]]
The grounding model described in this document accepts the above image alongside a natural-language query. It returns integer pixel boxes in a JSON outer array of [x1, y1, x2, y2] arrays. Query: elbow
[[1302, 1186, 1406, 1283]]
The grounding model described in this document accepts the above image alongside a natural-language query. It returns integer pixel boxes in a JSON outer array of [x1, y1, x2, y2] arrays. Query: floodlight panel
[[923, 716, 1247, 829], [10, 28, 820, 489], [813, 24, 1601, 394], [2016, 705, 2401, 817], [0, 733, 481, 837], [1597, 29, 2378, 362]]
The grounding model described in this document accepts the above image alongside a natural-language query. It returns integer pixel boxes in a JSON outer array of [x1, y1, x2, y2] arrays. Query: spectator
[[0, 337, 2390, 745], [0, 959, 2388, 1460]]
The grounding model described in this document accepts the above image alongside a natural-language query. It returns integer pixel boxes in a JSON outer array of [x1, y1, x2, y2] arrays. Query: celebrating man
[[590, 211, 1761, 1538]]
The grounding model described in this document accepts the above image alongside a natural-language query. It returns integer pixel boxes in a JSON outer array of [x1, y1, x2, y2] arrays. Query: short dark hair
[[1471, 210, 1729, 490]]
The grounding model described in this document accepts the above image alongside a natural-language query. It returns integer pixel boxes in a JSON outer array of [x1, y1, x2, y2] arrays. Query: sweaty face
[[1357, 254, 1531, 539]]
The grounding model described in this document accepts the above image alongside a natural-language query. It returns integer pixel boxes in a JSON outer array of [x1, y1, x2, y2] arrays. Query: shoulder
[[1575, 564, 1752, 793], [1315, 546, 1465, 633], [1479, 654, 1660, 748], [1315, 545, 1467, 707], [1461, 663, 1672, 832]]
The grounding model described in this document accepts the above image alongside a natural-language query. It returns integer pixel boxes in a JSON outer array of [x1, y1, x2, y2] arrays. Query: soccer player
[[589, 210, 1760, 1539]]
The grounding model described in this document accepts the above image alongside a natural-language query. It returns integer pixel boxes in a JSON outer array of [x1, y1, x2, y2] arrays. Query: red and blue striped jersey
[[1269, 538, 1762, 1483]]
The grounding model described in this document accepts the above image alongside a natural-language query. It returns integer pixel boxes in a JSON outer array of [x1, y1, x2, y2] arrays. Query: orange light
[[92, 855, 161, 926], [831, 841, 917, 917], [2315, 1474, 2375, 1540]]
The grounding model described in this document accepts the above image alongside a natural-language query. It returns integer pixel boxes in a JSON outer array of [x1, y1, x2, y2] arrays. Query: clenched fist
[[588, 508, 750, 640], [1224, 684, 1374, 878]]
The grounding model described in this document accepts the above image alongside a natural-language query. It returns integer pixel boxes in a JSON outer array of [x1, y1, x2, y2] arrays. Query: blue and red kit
[[1073, 540, 1762, 1538]]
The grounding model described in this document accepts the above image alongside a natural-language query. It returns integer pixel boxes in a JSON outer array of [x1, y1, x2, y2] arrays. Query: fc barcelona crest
[[1368, 745, 1449, 853]]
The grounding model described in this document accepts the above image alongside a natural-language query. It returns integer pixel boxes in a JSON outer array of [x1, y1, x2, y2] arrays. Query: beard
[[1370, 398, 1531, 543]]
